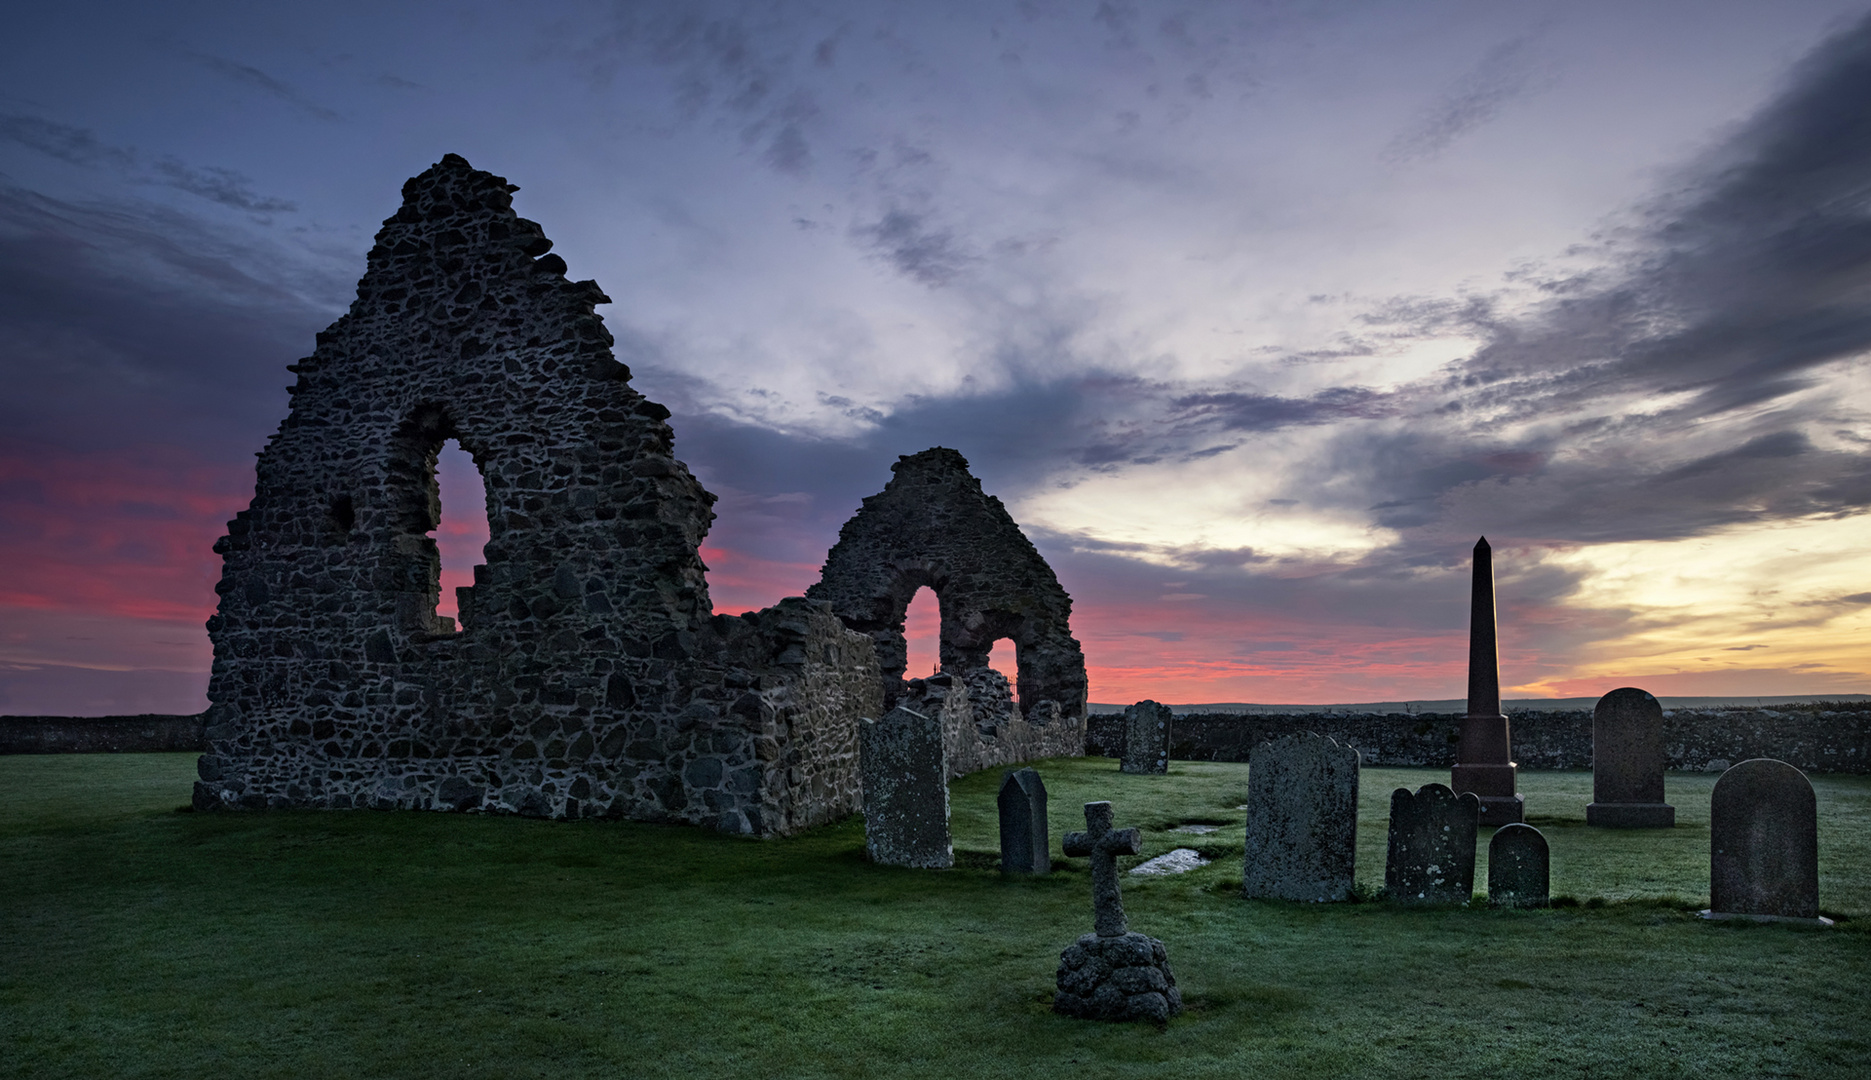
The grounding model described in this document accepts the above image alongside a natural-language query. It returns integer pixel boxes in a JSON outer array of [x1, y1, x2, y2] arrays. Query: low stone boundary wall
[[1086, 704, 1871, 775], [0, 714, 207, 754]]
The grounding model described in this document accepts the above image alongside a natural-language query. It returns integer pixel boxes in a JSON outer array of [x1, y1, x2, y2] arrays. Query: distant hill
[[1086, 694, 1871, 715]]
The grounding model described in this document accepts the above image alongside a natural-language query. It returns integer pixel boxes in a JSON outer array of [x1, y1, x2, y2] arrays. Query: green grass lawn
[[2, 753, 1867, 1079]]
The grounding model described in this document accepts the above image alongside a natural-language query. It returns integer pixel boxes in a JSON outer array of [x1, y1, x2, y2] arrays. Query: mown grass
[[2, 753, 1867, 1079]]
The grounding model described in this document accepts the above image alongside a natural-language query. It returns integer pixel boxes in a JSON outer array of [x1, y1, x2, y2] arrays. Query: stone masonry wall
[[196, 155, 881, 835], [1086, 703, 1871, 774], [0, 714, 206, 754], [806, 447, 1087, 771]]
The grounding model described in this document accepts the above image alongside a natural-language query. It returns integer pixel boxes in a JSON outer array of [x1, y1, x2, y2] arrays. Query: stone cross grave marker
[[1702, 758, 1831, 925], [1121, 700, 1171, 774], [998, 767, 1050, 875], [1054, 800, 1182, 1022], [860, 703, 952, 869], [1242, 732, 1360, 902], [1385, 783, 1480, 904], [1587, 687, 1675, 828], [1488, 822, 1550, 908]]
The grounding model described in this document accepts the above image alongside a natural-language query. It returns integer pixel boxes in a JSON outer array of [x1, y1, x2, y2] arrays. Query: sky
[[4, 0, 1871, 715]]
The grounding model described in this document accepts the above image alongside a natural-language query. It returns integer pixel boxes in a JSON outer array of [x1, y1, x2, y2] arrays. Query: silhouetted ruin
[[808, 448, 1088, 771], [195, 155, 881, 835]]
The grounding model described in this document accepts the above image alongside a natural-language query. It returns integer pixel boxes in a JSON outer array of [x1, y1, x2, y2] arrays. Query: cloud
[[1384, 35, 1551, 163], [1170, 385, 1397, 432], [0, 114, 297, 214], [852, 208, 973, 287], [190, 53, 344, 122]]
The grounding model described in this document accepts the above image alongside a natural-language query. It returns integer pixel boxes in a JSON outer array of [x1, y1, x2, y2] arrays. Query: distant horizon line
[[1086, 694, 1871, 715]]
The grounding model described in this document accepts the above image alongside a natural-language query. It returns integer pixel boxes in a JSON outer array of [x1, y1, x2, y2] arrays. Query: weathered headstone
[[1488, 822, 1550, 908], [1385, 783, 1480, 904], [1121, 700, 1171, 774], [860, 704, 952, 869], [1451, 537, 1524, 825], [998, 767, 1050, 875], [1242, 733, 1360, 902], [1702, 758, 1831, 925], [1586, 687, 1675, 828], [1054, 801, 1181, 1022]]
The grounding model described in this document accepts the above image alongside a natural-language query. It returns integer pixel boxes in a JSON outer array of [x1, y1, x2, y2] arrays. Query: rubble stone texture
[[997, 766, 1050, 875], [1587, 687, 1675, 827], [195, 154, 882, 836], [1242, 733, 1359, 902], [807, 448, 1087, 774], [1121, 700, 1171, 774], [1707, 758, 1822, 921], [1056, 801, 1180, 1022], [1488, 822, 1550, 908], [861, 703, 953, 868], [1384, 783, 1480, 903]]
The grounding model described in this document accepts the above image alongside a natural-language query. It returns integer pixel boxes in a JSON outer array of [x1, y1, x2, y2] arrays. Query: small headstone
[[1054, 801, 1182, 1022], [1586, 687, 1675, 828], [1242, 732, 1360, 902], [1702, 758, 1831, 925], [1384, 783, 1479, 904], [1120, 700, 1171, 774], [860, 704, 952, 869], [997, 767, 1050, 875], [1488, 823, 1549, 908]]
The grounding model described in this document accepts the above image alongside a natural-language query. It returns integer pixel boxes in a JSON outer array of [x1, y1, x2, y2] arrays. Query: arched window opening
[[987, 637, 1020, 704], [903, 585, 941, 679], [431, 438, 490, 630]]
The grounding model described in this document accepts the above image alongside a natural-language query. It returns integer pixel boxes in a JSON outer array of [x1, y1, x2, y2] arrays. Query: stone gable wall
[[195, 155, 880, 835], [806, 447, 1087, 771]]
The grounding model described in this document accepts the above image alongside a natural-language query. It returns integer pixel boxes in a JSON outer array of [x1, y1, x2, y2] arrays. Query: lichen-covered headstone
[[860, 704, 952, 868], [1242, 733, 1359, 902], [1586, 687, 1674, 827], [1054, 801, 1181, 1022], [998, 767, 1050, 875], [1120, 700, 1171, 774], [1702, 758, 1830, 925], [1384, 783, 1479, 904], [1488, 822, 1549, 908]]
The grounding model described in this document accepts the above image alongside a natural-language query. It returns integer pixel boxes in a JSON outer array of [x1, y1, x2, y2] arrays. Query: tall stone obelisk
[[1452, 537, 1524, 825]]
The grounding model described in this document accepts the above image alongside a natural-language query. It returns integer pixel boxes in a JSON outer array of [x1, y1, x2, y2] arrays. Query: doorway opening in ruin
[[904, 585, 940, 679], [432, 438, 490, 629], [987, 637, 1020, 707]]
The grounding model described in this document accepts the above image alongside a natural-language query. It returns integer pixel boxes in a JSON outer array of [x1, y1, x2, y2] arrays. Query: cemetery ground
[[3, 755, 1867, 1080]]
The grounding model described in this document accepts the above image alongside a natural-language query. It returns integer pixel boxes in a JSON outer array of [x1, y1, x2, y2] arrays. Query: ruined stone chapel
[[194, 154, 1087, 835]]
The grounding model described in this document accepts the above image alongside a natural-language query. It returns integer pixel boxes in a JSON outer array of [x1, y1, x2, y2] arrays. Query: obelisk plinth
[[1451, 536, 1524, 825]]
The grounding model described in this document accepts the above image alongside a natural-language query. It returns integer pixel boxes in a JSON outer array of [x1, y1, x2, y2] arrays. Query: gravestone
[[1488, 822, 1550, 908], [1586, 687, 1675, 828], [1121, 700, 1171, 774], [1452, 537, 1524, 824], [998, 767, 1050, 875], [860, 704, 952, 869], [1242, 733, 1360, 902], [1054, 801, 1182, 1022], [1384, 783, 1480, 904], [1702, 758, 1831, 925]]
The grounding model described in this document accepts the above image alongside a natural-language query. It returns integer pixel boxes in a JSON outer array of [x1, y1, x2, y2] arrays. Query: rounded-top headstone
[[1488, 822, 1550, 908], [1587, 687, 1674, 828], [1707, 758, 1822, 922]]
